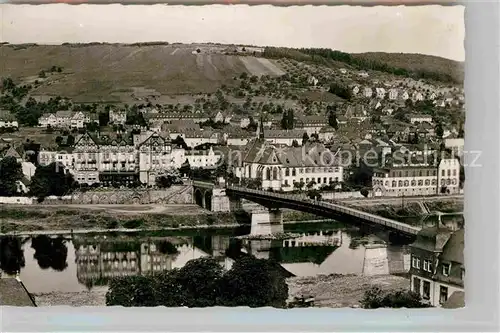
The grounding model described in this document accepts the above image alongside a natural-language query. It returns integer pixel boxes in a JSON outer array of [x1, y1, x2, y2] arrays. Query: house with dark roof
[[409, 227, 464, 308]]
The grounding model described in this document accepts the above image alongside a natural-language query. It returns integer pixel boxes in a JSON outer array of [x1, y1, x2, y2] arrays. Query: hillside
[[0, 43, 284, 103], [352, 52, 464, 84]]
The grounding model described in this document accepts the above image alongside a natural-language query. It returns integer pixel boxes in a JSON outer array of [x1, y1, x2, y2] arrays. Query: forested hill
[[263, 47, 464, 84]]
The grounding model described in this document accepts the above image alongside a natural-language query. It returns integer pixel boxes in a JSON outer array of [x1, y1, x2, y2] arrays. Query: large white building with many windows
[[372, 157, 461, 197], [229, 139, 344, 192]]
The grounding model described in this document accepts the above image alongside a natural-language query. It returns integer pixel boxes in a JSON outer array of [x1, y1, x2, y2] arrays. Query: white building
[[444, 138, 465, 158], [363, 87, 373, 98], [232, 139, 344, 192], [388, 89, 398, 100], [109, 109, 127, 125], [372, 157, 460, 197], [409, 114, 433, 124], [39, 111, 91, 129]]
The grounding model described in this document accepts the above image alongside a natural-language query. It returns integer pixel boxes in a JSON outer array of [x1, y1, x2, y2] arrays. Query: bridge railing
[[226, 186, 420, 235]]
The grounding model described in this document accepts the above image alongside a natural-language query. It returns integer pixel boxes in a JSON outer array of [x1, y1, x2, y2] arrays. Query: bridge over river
[[192, 181, 421, 241]]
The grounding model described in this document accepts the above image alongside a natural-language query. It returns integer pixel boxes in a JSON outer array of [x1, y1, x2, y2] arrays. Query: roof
[[0, 278, 37, 306], [441, 291, 465, 309], [439, 228, 464, 265], [410, 226, 453, 253]]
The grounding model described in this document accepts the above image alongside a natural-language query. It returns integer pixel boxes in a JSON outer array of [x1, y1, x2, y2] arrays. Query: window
[[412, 256, 421, 269], [405, 171, 408, 177], [422, 281, 431, 300], [292, 169, 296, 176], [442, 263, 451, 276], [439, 285, 448, 304], [398, 180, 403, 187], [334, 167, 340, 172], [317, 177, 321, 183], [392, 180, 397, 187], [285, 168, 290, 176], [425, 179, 430, 186], [385, 181, 389, 187], [432, 179, 437, 185], [453, 169, 457, 176], [433, 170, 437, 176], [446, 179, 451, 185], [413, 277, 421, 294], [423, 259, 432, 272], [404, 180, 409, 187], [411, 180, 416, 186], [323, 177, 327, 184], [441, 170, 445, 176], [418, 180, 423, 186]]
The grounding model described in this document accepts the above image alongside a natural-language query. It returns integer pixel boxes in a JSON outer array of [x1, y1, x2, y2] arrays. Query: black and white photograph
[[0, 3, 465, 310]]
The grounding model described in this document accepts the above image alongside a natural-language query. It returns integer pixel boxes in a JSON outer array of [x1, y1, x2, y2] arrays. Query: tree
[[179, 159, 191, 177], [99, 110, 110, 126], [219, 256, 288, 308], [31, 235, 68, 271], [328, 110, 338, 130], [302, 132, 309, 145], [0, 236, 25, 275], [291, 140, 299, 147], [176, 258, 224, 307], [66, 134, 75, 146], [106, 275, 158, 307], [360, 188, 370, 198], [360, 287, 430, 309], [55, 136, 63, 146], [435, 122, 444, 139], [0, 156, 23, 196], [29, 163, 75, 201]]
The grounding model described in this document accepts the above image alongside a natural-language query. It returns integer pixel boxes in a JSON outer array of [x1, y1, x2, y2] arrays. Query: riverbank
[[32, 274, 410, 307], [287, 274, 410, 308], [0, 205, 325, 235]]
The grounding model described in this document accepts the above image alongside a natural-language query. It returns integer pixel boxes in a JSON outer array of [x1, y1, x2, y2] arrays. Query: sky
[[0, 4, 465, 61]]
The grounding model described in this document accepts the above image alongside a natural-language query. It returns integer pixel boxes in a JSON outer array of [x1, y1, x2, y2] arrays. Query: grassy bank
[[0, 206, 251, 234]]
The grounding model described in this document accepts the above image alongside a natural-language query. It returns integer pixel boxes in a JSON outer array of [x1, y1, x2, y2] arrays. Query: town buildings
[[230, 138, 344, 192], [38, 111, 94, 129], [37, 131, 223, 187], [0, 110, 19, 129], [372, 156, 461, 197], [410, 227, 464, 308]]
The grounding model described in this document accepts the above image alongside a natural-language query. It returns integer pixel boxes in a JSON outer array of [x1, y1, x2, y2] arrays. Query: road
[[338, 195, 463, 206]]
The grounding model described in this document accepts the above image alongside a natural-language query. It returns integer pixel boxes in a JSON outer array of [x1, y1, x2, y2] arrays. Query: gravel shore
[[287, 274, 410, 308], [32, 274, 409, 308]]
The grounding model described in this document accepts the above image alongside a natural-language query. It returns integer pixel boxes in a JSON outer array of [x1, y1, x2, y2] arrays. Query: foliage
[[307, 189, 322, 200], [178, 159, 191, 177], [105, 256, 289, 308], [302, 132, 309, 145], [0, 156, 23, 196], [435, 122, 444, 139], [31, 235, 68, 271], [360, 188, 370, 198], [329, 83, 352, 100], [29, 162, 75, 200], [218, 256, 288, 308], [262, 47, 461, 84], [360, 287, 430, 309], [106, 275, 158, 307], [0, 236, 26, 275], [177, 257, 224, 307], [280, 109, 294, 130]]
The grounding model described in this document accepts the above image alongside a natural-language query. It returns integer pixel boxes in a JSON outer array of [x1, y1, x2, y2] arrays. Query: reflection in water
[[31, 235, 68, 271], [0, 236, 26, 275], [1, 222, 421, 293]]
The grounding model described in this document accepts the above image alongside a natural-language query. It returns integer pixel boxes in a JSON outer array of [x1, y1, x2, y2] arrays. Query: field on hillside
[[0, 44, 286, 103]]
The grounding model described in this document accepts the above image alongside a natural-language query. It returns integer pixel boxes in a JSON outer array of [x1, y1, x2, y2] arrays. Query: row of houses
[[38, 131, 221, 186]]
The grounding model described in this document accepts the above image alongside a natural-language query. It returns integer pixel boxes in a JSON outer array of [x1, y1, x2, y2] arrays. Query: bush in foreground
[[105, 256, 288, 308], [360, 286, 430, 309]]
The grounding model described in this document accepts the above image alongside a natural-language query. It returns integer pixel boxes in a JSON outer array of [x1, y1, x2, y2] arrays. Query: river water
[[0, 215, 463, 294]]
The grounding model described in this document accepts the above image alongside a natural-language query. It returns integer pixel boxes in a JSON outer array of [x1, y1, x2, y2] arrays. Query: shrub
[[122, 219, 144, 229], [360, 287, 430, 309]]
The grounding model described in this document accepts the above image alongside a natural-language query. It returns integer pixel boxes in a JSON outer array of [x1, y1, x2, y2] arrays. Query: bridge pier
[[250, 208, 284, 236]]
